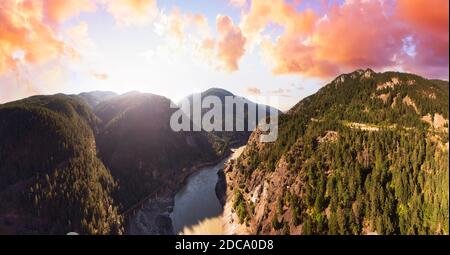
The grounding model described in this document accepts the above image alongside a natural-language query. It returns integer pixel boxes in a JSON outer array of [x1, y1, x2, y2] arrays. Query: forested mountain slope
[[78, 91, 117, 108], [181, 88, 280, 150], [0, 95, 122, 234], [94, 92, 221, 208], [225, 69, 449, 235], [0, 91, 223, 234]]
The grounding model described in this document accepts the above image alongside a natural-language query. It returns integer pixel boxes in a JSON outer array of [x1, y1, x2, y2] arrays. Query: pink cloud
[[245, 86, 261, 95], [241, 0, 448, 79], [396, 0, 449, 79], [199, 15, 246, 72], [101, 0, 159, 27], [215, 15, 247, 71], [44, 0, 96, 23], [0, 0, 66, 75], [230, 0, 247, 8]]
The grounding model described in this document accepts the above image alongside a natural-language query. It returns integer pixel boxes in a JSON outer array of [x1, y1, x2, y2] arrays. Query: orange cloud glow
[[90, 71, 109, 80], [0, 0, 102, 102], [230, 0, 247, 8], [396, 0, 449, 78], [0, 0, 66, 75], [215, 15, 247, 72], [242, 0, 448, 79], [245, 86, 261, 95], [101, 0, 158, 26], [161, 8, 210, 43], [242, 0, 316, 37], [397, 0, 448, 34], [1, 0, 448, 105], [44, 0, 96, 23]]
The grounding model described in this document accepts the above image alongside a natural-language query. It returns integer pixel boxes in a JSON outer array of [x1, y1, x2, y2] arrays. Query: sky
[[0, 0, 448, 111]]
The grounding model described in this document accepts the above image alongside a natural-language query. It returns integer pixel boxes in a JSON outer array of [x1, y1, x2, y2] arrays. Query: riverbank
[[126, 145, 247, 235], [176, 146, 247, 235], [127, 195, 175, 234], [220, 146, 251, 235], [126, 147, 237, 235]]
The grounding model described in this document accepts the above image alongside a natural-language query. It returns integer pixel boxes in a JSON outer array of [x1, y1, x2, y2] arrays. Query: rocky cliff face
[[215, 169, 227, 208], [0, 91, 222, 234], [94, 92, 221, 209], [223, 69, 449, 235]]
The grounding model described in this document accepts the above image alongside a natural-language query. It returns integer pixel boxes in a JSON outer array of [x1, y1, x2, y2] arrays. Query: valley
[[0, 0, 448, 240], [0, 88, 266, 234], [0, 69, 448, 235], [222, 69, 449, 235]]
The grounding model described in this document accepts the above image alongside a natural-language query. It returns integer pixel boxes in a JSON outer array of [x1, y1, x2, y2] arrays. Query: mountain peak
[[355, 68, 375, 74], [203, 87, 235, 97], [333, 68, 377, 84]]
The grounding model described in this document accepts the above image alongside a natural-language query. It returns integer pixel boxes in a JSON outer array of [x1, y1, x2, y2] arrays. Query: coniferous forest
[[229, 69, 449, 235], [0, 69, 448, 235], [0, 93, 223, 234]]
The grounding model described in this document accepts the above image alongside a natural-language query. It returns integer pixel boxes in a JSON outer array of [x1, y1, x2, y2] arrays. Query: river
[[171, 146, 245, 235]]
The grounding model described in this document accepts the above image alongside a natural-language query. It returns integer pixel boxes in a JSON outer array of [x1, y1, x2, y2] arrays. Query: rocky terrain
[[223, 69, 449, 235]]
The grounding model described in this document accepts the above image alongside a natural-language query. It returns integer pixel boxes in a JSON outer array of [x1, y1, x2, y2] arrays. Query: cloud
[[242, 0, 317, 34], [216, 15, 247, 71], [44, 0, 96, 23], [0, 0, 161, 76], [201, 37, 216, 48], [290, 83, 304, 90], [245, 87, 261, 95], [0, 0, 67, 75], [247, 0, 401, 78], [0, 0, 102, 102], [1, 0, 448, 105], [245, 87, 294, 98], [46, 0, 161, 28], [267, 87, 292, 98], [0, 59, 72, 103], [240, 0, 448, 79], [90, 71, 109, 80], [241, 0, 317, 46], [64, 21, 98, 60], [155, 8, 210, 44], [396, 0, 448, 35], [395, 0, 449, 78], [166, 8, 185, 42], [200, 15, 246, 72], [101, 0, 159, 27], [268, 88, 291, 94], [230, 0, 247, 8]]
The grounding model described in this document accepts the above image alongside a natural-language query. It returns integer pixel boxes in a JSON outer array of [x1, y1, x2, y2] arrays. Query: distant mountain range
[[79, 91, 118, 108], [0, 70, 448, 235], [180, 87, 281, 150], [0, 87, 276, 234]]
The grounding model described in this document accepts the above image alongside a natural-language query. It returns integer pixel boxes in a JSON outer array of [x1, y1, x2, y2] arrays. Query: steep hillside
[[0, 90, 229, 234], [0, 95, 122, 234], [78, 91, 117, 108], [94, 92, 221, 208], [181, 88, 280, 151], [224, 69, 449, 235]]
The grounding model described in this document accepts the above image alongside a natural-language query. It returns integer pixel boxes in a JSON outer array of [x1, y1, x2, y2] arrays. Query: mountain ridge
[[223, 69, 449, 235], [180, 87, 281, 149], [0, 71, 448, 235], [0, 88, 270, 234]]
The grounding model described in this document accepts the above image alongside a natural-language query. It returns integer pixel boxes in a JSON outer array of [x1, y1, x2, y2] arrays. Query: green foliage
[[0, 95, 123, 234], [271, 213, 282, 230], [233, 189, 248, 224], [240, 70, 449, 235], [94, 93, 221, 208]]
